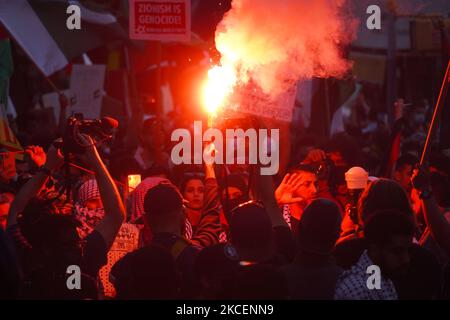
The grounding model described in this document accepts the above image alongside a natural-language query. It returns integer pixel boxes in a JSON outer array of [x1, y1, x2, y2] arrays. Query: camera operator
[[301, 133, 363, 210], [6, 131, 125, 299]]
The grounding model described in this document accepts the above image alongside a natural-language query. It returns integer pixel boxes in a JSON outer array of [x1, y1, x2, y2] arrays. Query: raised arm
[[190, 143, 221, 248], [412, 166, 450, 254], [77, 133, 125, 249], [7, 144, 62, 227]]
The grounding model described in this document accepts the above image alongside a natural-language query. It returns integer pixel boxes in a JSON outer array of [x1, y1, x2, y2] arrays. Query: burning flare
[[216, 0, 357, 98], [202, 65, 237, 115], [207, 0, 357, 112]]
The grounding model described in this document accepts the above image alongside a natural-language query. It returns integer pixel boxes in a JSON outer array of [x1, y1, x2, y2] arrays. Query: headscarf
[[73, 179, 104, 239], [129, 177, 192, 239]]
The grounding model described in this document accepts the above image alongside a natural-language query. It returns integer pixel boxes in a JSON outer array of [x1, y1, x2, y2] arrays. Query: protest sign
[[129, 0, 191, 42], [231, 83, 297, 123], [70, 64, 106, 119], [98, 223, 140, 298], [41, 89, 74, 122]]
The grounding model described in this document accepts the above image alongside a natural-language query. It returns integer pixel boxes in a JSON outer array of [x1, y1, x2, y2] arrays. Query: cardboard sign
[[70, 64, 106, 119], [129, 0, 191, 42], [98, 223, 140, 298], [230, 83, 297, 123]]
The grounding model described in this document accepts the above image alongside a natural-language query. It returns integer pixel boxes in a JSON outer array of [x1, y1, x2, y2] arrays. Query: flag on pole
[[0, 0, 126, 77], [0, 35, 22, 151]]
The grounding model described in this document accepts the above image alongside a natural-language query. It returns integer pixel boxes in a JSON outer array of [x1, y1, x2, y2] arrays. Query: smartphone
[[127, 174, 141, 191]]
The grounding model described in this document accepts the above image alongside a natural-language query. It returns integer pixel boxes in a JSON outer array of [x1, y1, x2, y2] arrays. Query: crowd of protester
[[1, 79, 450, 301]]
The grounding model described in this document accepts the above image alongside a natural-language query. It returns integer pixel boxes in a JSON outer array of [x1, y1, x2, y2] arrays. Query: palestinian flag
[[0, 35, 21, 151], [0, 0, 126, 76]]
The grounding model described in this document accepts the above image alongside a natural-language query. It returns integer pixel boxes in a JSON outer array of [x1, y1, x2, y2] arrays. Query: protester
[[334, 177, 442, 299], [219, 172, 249, 241], [412, 166, 450, 257], [6, 134, 125, 299], [180, 174, 205, 230], [226, 264, 289, 300], [393, 154, 418, 193], [73, 179, 105, 239], [1, 1, 450, 301], [134, 118, 171, 173], [228, 201, 274, 264], [282, 199, 343, 299], [275, 166, 318, 234], [334, 210, 415, 300], [194, 243, 240, 299], [111, 150, 221, 298], [112, 245, 180, 299]]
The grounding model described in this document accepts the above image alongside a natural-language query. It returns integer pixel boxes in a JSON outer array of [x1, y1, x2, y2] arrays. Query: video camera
[[62, 114, 118, 154]]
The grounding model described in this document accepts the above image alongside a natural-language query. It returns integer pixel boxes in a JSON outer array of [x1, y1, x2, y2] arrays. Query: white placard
[[70, 64, 106, 119]]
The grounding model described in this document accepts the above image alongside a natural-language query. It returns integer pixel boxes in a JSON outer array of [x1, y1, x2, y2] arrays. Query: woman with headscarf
[[73, 179, 105, 239]]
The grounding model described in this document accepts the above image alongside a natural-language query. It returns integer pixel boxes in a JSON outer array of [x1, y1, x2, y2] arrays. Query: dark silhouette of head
[[364, 210, 415, 278], [358, 178, 414, 225], [143, 182, 185, 235], [297, 199, 342, 255], [229, 201, 273, 263]]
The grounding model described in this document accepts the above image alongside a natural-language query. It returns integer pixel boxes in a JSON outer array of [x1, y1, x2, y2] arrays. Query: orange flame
[[202, 65, 237, 115]]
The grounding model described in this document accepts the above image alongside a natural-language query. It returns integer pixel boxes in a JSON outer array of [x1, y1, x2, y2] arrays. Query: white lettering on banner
[[139, 15, 182, 25], [138, 3, 183, 14], [130, 0, 191, 41]]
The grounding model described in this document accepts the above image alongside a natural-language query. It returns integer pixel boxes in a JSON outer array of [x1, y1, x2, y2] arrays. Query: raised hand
[[75, 131, 100, 166], [25, 145, 46, 168], [275, 173, 304, 205], [44, 142, 64, 171]]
